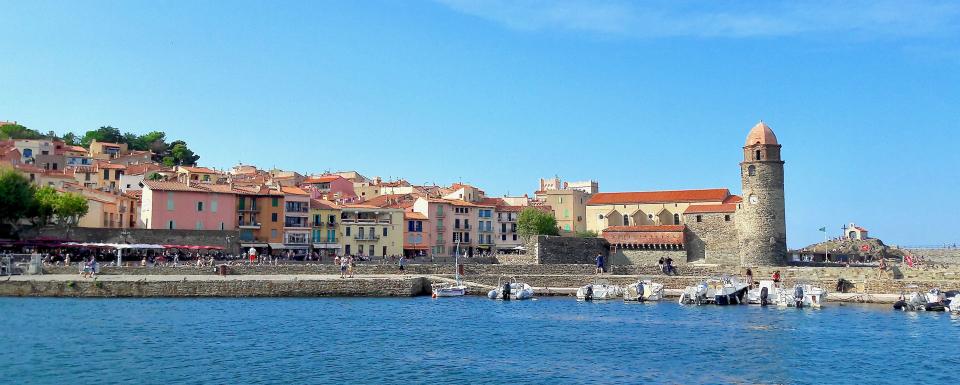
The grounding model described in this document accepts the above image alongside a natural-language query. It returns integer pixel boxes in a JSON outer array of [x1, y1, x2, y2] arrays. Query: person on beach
[[595, 253, 604, 274], [398, 255, 406, 274]]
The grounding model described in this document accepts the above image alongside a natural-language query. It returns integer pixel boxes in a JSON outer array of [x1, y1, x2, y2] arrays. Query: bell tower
[[736, 121, 787, 266]]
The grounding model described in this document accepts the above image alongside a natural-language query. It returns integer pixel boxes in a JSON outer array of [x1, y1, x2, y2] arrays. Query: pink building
[[302, 174, 356, 201], [140, 181, 237, 230]]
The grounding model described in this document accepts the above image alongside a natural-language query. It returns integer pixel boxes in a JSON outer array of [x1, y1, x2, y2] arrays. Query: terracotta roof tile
[[587, 189, 730, 205], [303, 175, 341, 184], [143, 181, 206, 192], [723, 195, 743, 204], [310, 199, 341, 210], [281, 186, 309, 195], [404, 212, 428, 220], [683, 204, 737, 214]]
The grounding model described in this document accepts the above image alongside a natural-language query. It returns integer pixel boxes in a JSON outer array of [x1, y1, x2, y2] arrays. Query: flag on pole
[[818, 227, 826, 232]]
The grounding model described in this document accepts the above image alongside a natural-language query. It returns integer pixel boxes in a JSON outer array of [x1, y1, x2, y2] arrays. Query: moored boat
[[577, 282, 624, 301], [624, 280, 664, 302], [712, 276, 749, 306], [893, 288, 926, 311], [679, 281, 712, 305], [776, 283, 827, 308], [924, 288, 947, 312], [487, 278, 534, 300], [432, 242, 466, 298]]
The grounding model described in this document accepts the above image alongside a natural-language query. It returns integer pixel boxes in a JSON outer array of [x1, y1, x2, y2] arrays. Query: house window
[[168, 220, 175, 229], [197, 201, 203, 212], [345, 227, 351, 236], [115, 170, 121, 180], [501, 234, 506, 241], [696, 215, 702, 223], [166, 192, 174, 211], [271, 213, 278, 222], [623, 214, 629, 225], [220, 222, 225, 230], [382, 227, 388, 237], [369, 245, 374, 256], [748, 165, 756, 176], [382, 246, 387, 256], [85, 173, 91, 181], [271, 229, 278, 238], [345, 245, 351, 255], [512, 234, 517, 241], [755, 150, 761, 160], [563, 209, 569, 218], [103, 169, 109, 180], [196, 220, 203, 230], [673, 213, 680, 225], [725, 215, 731, 222], [211, 199, 218, 213], [272, 197, 279, 207]]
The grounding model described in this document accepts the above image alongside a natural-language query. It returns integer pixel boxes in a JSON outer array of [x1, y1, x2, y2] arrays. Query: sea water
[[2, 297, 959, 384]]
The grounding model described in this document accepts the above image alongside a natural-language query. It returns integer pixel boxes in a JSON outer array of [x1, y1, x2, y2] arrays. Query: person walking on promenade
[[657, 257, 665, 274], [745, 268, 754, 288], [595, 253, 604, 274], [348, 256, 356, 278], [398, 255, 406, 274], [339, 256, 348, 279]]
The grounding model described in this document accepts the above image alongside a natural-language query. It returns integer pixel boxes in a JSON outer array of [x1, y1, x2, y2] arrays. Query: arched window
[[748, 165, 756, 176], [623, 214, 629, 226], [673, 213, 680, 225], [754, 150, 761, 160]]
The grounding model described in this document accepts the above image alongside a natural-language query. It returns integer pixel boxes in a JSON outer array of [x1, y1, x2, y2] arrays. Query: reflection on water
[[1, 297, 958, 384]]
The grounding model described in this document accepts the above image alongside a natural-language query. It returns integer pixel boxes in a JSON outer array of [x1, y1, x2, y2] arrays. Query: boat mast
[[455, 240, 461, 285]]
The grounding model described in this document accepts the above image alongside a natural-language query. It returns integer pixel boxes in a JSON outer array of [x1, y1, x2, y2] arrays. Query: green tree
[[62, 132, 79, 146], [0, 123, 45, 140], [80, 126, 123, 146], [575, 230, 599, 238], [31, 186, 60, 227], [55, 192, 89, 227], [0, 168, 36, 226], [168, 140, 200, 166], [517, 208, 559, 239], [147, 172, 164, 181]]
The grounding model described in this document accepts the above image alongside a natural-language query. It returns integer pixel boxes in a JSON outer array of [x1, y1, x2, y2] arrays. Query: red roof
[[311, 199, 341, 210], [684, 204, 737, 214], [587, 189, 730, 205], [179, 166, 217, 174], [303, 175, 341, 184], [602, 225, 686, 246], [281, 186, 309, 196], [404, 212, 428, 220], [723, 195, 742, 204], [143, 181, 206, 192]]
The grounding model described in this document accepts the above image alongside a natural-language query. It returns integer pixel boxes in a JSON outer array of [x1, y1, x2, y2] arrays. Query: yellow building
[[88, 140, 129, 160], [585, 189, 738, 233], [339, 204, 403, 258], [535, 189, 590, 235], [310, 199, 342, 257]]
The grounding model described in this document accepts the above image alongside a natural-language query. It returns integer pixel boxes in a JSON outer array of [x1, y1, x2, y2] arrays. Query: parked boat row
[[893, 286, 959, 312], [678, 277, 828, 308], [573, 279, 665, 302]]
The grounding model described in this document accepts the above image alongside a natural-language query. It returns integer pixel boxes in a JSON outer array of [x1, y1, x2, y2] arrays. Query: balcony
[[479, 228, 493, 233], [313, 239, 337, 244], [356, 234, 381, 241], [238, 205, 260, 213], [238, 222, 261, 229], [435, 211, 446, 218]]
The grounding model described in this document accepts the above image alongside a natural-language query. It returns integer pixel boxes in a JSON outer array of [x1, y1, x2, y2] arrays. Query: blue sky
[[1, 0, 958, 247]]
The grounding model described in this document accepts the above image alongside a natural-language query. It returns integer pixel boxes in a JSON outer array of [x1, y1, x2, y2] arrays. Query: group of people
[[657, 257, 676, 275]]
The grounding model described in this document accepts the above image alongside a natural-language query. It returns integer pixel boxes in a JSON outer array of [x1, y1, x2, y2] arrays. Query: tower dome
[[745, 121, 778, 146]]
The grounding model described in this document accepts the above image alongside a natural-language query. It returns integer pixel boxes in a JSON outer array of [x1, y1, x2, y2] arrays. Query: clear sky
[[1, 0, 958, 248]]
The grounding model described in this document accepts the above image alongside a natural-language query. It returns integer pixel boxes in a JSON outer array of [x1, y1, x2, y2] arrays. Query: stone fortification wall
[[737, 160, 787, 266], [0, 276, 428, 297], [533, 235, 609, 264], [609, 250, 686, 265], [684, 212, 739, 265], [35, 227, 238, 253], [903, 248, 960, 264]]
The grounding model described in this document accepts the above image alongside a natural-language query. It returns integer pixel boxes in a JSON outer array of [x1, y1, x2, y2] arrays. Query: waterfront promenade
[[3, 262, 957, 302]]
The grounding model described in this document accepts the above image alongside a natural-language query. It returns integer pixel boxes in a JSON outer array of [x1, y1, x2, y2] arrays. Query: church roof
[[587, 189, 730, 205], [745, 121, 778, 146]]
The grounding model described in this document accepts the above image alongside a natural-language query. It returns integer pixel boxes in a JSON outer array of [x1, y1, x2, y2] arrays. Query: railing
[[238, 206, 260, 212], [356, 234, 381, 241], [435, 211, 445, 218]]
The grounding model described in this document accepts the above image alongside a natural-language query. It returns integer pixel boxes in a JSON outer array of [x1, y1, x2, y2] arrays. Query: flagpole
[[824, 227, 829, 262]]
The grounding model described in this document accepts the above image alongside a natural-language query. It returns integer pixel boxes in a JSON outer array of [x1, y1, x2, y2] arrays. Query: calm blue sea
[[1, 297, 959, 384]]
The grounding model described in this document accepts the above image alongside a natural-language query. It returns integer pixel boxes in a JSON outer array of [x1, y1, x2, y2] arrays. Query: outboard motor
[[794, 285, 805, 308], [636, 282, 645, 302], [760, 287, 769, 306], [502, 282, 512, 300]]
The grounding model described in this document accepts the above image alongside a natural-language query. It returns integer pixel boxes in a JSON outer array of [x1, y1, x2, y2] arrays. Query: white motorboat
[[776, 283, 827, 308], [432, 242, 466, 298], [924, 288, 947, 312], [487, 278, 534, 300], [624, 280, 664, 302], [679, 281, 712, 305], [712, 276, 750, 306], [747, 280, 784, 306], [946, 291, 960, 313], [577, 282, 624, 301], [893, 288, 926, 311]]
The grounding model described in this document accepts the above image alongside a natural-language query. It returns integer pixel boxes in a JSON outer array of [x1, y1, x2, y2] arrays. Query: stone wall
[[609, 249, 686, 266], [0, 276, 429, 297], [684, 212, 739, 265], [903, 248, 960, 264], [35, 227, 238, 253], [533, 235, 609, 264]]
